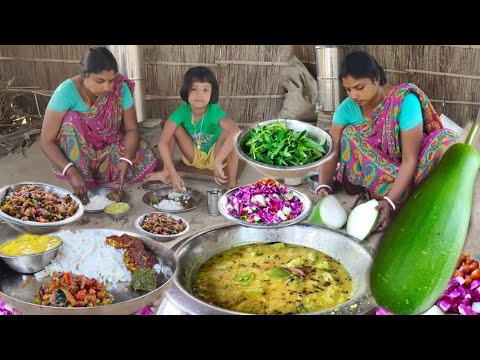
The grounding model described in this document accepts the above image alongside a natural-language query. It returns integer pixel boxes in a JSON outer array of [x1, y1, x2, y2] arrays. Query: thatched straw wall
[[0, 45, 478, 126]]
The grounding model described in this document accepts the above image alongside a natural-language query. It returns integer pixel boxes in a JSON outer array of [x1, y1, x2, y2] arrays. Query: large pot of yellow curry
[[173, 224, 375, 315]]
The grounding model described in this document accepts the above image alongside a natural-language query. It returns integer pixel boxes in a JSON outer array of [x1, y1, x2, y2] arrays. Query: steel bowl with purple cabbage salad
[[225, 178, 304, 224]]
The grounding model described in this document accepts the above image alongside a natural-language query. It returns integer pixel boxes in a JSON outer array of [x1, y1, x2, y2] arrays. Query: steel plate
[[217, 185, 312, 228], [83, 187, 127, 213], [0, 227, 176, 315], [142, 186, 205, 213]]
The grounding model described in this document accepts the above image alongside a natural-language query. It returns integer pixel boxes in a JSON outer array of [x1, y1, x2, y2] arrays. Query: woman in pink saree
[[40, 47, 157, 199], [316, 51, 458, 231]]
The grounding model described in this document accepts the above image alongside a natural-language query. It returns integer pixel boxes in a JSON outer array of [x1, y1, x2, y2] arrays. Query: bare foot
[[226, 181, 237, 190], [145, 170, 170, 184]]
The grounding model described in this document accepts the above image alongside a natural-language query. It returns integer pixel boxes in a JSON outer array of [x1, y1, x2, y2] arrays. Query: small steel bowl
[[104, 202, 130, 221], [135, 212, 190, 242], [0, 241, 62, 274]]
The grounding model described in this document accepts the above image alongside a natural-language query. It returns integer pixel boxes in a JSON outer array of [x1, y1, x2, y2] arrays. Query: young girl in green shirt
[[146, 66, 240, 192]]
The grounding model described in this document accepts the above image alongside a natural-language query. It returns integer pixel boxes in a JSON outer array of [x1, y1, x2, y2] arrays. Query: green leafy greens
[[243, 122, 327, 166]]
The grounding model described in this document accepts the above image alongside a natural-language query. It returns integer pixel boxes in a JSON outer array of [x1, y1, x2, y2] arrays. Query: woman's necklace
[[81, 81, 96, 107], [192, 112, 206, 150]]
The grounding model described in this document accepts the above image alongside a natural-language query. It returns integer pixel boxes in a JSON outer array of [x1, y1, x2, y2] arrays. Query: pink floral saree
[[337, 83, 458, 205], [52, 74, 157, 187]]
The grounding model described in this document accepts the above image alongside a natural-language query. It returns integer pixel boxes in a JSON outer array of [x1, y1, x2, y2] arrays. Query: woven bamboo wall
[[0, 45, 478, 126], [344, 45, 480, 126]]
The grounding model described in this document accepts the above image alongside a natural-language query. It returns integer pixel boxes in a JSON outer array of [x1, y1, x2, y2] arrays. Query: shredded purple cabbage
[[0, 300, 19, 315], [225, 181, 304, 224]]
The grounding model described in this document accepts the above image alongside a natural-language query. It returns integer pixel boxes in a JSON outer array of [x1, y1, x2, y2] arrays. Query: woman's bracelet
[[315, 184, 332, 195], [62, 162, 74, 177], [383, 196, 396, 211], [119, 157, 133, 166]]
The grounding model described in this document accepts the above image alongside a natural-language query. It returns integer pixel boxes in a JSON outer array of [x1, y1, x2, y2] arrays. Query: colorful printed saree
[[52, 74, 157, 187], [337, 83, 458, 205]]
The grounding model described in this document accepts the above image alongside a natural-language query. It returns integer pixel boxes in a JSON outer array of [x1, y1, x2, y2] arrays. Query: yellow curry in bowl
[[104, 202, 130, 214], [194, 242, 352, 314], [0, 234, 62, 256]]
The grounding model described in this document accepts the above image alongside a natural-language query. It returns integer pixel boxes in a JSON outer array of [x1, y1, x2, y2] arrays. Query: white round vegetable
[[346, 199, 380, 241], [421, 305, 445, 315], [307, 195, 347, 230]]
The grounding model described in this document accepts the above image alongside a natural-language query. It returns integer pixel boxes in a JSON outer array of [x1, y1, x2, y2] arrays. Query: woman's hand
[[114, 161, 129, 191], [170, 173, 185, 193], [213, 160, 227, 186], [67, 167, 87, 200], [316, 188, 331, 200], [374, 200, 392, 232]]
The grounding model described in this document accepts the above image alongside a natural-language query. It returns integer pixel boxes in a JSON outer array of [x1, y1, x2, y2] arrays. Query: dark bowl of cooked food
[[135, 212, 189, 241], [236, 119, 334, 184], [0, 182, 84, 234]]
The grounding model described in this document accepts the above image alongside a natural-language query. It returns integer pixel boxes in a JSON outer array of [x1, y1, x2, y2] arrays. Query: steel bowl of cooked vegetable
[[0, 182, 84, 235], [235, 119, 334, 183], [171, 223, 376, 315], [135, 212, 190, 241]]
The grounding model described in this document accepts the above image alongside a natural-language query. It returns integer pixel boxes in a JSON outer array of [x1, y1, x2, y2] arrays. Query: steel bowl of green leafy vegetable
[[236, 119, 334, 182]]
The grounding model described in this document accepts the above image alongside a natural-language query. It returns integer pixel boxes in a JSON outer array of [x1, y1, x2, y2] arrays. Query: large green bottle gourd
[[370, 123, 480, 314]]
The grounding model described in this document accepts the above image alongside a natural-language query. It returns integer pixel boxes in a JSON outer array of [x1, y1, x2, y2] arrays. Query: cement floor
[[0, 139, 478, 258]]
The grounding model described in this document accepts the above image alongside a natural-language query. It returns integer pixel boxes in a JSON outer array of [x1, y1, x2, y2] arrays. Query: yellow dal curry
[[194, 242, 352, 314], [0, 234, 62, 256]]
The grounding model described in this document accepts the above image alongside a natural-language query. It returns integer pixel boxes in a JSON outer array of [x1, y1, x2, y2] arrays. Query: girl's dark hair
[[80, 47, 118, 76], [339, 51, 387, 85], [180, 66, 219, 104]]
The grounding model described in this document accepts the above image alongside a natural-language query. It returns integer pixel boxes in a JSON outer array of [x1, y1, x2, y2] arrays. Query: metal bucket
[[315, 45, 346, 113], [108, 45, 147, 123]]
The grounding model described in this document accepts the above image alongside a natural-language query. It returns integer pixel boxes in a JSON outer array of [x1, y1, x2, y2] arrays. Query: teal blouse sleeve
[[333, 97, 364, 126], [47, 80, 76, 112], [122, 82, 134, 110], [399, 93, 423, 131]]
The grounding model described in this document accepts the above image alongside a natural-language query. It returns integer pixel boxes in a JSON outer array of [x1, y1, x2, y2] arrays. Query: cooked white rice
[[34, 230, 132, 284], [84, 194, 114, 211], [154, 199, 184, 210], [168, 190, 190, 201]]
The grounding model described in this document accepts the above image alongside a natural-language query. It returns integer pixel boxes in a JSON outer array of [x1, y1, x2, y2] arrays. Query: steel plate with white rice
[[0, 228, 176, 314]]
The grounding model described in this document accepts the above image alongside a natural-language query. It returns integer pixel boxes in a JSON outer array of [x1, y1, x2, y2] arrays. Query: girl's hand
[[213, 161, 227, 185], [113, 161, 129, 191], [67, 167, 87, 200], [170, 173, 185, 193], [374, 200, 392, 232]]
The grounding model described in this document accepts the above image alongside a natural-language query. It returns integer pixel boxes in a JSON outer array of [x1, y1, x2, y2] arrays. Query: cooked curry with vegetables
[[194, 242, 352, 314], [0, 234, 62, 256], [1, 185, 78, 223]]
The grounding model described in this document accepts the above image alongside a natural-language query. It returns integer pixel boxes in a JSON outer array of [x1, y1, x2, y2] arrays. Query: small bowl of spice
[[104, 202, 130, 221]]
